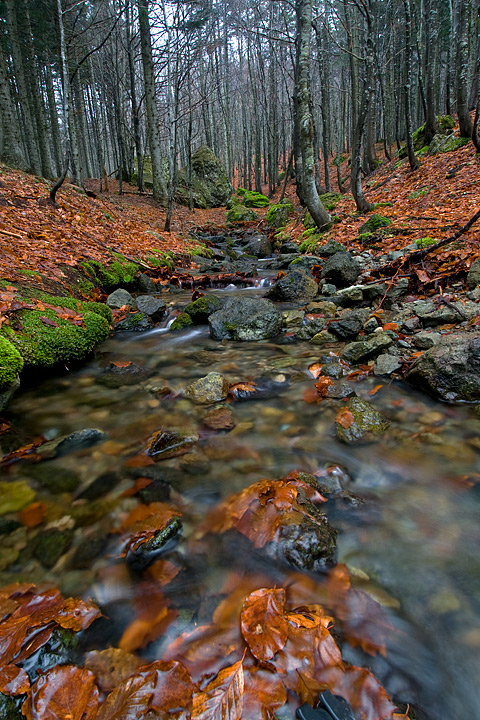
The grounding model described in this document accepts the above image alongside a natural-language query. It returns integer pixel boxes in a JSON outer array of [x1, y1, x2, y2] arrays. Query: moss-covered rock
[[358, 214, 392, 235], [82, 257, 140, 291], [184, 295, 224, 323], [226, 203, 257, 223], [1, 307, 109, 369], [0, 336, 23, 390], [32, 528, 74, 568], [242, 190, 269, 207], [169, 312, 194, 331], [266, 200, 294, 228], [400, 115, 457, 157], [428, 134, 470, 155], [176, 146, 232, 208]]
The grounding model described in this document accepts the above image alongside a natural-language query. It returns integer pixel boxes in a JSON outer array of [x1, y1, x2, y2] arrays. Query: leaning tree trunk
[[294, 0, 331, 228]]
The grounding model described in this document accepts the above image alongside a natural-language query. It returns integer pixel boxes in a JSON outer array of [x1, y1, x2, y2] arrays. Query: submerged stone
[[0, 480, 36, 515], [336, 397, 390, 444], [37, 428, 107, 459], [184, 372, 229, 405], [145, 428, 198, 460], [209, 297, 282, 341]]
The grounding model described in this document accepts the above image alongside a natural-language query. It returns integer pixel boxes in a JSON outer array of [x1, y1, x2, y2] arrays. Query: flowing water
[[2, 283, 480, 719]]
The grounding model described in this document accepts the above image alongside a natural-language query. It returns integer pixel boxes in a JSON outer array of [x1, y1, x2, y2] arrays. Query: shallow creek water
[[3, 283, 480, 719]]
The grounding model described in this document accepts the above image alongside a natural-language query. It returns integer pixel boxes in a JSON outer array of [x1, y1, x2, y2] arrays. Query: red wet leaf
[[240, 588, 288, 661], [96, 660, 194, 720], [336, 408, 355, 429], [0, 664, 30, 696], [368, 384, 384, 397], [39, 316, 58, 327], [22, 665, 99, 720], [19, 502, 48, 528]]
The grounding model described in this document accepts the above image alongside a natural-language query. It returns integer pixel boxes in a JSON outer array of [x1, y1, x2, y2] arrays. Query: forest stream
[[2, 276, 480, 719]]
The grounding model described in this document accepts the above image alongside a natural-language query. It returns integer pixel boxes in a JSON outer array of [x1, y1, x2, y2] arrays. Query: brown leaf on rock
[[192, 659, 244, 720], [240, 588, 288, 661], [118, 501, 181, 555], [315, 664, 396, 720], [336, 408, 355, 429], [22, 665, 99, 720], [0, 664, 30, 695], [96, 660, 194, 720]]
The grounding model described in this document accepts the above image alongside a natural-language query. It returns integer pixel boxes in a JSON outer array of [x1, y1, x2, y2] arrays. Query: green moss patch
[[82, 257, 140, 291], [358, 214, 392, 235], [266, 200, 294, 228], [169, 313, 194, 331], [241, 190, 270, 208], [1, 307, 109, 369], [226, 203, 257, 223], [0, 337, 23, 390]]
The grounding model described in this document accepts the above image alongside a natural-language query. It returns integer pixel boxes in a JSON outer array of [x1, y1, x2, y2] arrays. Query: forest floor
[[0, 132, 478, 292]]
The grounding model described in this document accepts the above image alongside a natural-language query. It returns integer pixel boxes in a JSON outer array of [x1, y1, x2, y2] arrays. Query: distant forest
[[0, 0, 479, 221]]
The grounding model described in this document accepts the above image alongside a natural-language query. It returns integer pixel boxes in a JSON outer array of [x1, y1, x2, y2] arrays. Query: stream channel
[[2, 267, 480, 719]]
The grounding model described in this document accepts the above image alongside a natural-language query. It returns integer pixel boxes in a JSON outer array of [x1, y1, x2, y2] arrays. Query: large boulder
[[406, 333, 480, 401], [321, 252, 360, 288], [176, 146, 232, 208], [266, 268, 318, 303], [209, 297, 282, 341]]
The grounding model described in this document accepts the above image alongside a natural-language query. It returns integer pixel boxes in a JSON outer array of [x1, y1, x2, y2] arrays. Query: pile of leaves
[[0, 473, 411, 719]]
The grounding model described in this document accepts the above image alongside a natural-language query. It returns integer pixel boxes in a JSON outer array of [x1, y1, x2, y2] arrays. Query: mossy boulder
[[242, 190, 269, 208], [0, 336, 23, 390], [82, 258, 140, 291], [226, 203, 257, 223], [358, 214, 392, 235], [1, 305, 109, 371], [400, 115, 457, 157], [428, 134, 470, 155], [184, 295, 224, 323], [114, 312, 153, 332], [170, 312, 194, 331], [266, 200, 294, 228], [176, 146, 232, 208]]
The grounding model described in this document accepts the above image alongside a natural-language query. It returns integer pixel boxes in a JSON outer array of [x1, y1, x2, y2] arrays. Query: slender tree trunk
[[295, 0, 330, 228], [0, 49, 28, 170], [56, 0, 82, 185], [403, 0, 419, 170], [424, 0, 439, 143], [455, 0, 473, 137], [44, 58, 63, 175], [126, 0, 144, 192], [137, 0, 166, 202]]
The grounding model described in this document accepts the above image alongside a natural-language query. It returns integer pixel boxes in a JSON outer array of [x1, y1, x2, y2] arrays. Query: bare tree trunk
[[137, 0, 166, 203], [295, 0, 331, 228], [403, 0, 419, 170], [455, 0, 473, 137], [424, 0, 439, 143], [0, 48, 28, 170]]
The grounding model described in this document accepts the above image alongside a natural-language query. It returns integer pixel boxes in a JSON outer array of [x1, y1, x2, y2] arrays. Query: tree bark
[[403, 0, 419, 170], [137, 0, 166, 203], [294, 0, 330, 228], [0, 48, 28, 170], [455, 0, 473, 137]]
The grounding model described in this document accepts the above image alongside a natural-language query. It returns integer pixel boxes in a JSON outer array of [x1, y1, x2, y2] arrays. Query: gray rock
[[288, 255, 323, 273], [336, 397, 390, 444], [329, 309, 369, 340], [401, 316, 422, 334], [309, 330, 336, 345], [363, 317, 379, 334], [343, 331, 393, 363], [243, 233, 272, 258], [412, 331, 442, 349], [467, 287, 480, 301], [279, 240, 300, 253], [412, 299, 478, 327], [209, 297, 282, 341], [135, 295, 167, 321], [37, 428, 107, 459], [321, 283, 337, 295], [138, 273, 157, 293], [363, 278, 409, 306], [295, 318, 328, 340], [374, 354, 402, 376], [176, 146, 232, 208], [305, 301, 337, 316], [266, 268, 318, 303], [334, 286, 364, 305], [106, 288, 136, 309], [321, 252, 360, 288], [114, 312, 153, 332], [406, 333, 480, 401], [317, 240, 347, 257], [282, 310, 305, 328], [184, 372, 230, 404]]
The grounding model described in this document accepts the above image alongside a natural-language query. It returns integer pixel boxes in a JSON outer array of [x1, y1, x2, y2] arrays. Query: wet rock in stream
[[145, 428, 198, 460], [184, 372, 229, 404], [266, 268, 318, 302], [209, 297, 282, 341], [36, 428, 107, 459], [336, 397, 390, 444]]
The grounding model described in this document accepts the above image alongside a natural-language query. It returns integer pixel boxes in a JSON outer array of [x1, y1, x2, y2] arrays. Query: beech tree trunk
[[0, 48, 28, 170], [295, 0, 330, 228]]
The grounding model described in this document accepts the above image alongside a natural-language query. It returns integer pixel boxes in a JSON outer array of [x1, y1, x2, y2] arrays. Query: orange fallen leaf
[[368, 384, 384, 396], [19, 502, 48, 528], [336, 408, 355, 429]]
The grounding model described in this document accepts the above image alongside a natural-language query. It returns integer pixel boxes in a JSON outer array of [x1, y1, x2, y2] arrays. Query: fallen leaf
[[19, 502, 48, 528], [22, 665, 99, 720], [368, 384, 384, 396], [192, 659, 244, 720], [240, 588, 288, 661], [336, 408, 355, 429]]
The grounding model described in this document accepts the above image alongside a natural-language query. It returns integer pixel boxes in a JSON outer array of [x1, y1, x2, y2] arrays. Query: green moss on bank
[[82, 257, 140, 290], [1, 307, 109, 369], [0, 336, 24, 390]]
